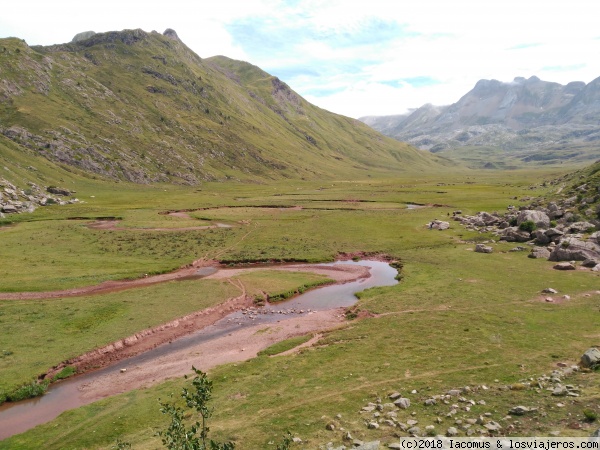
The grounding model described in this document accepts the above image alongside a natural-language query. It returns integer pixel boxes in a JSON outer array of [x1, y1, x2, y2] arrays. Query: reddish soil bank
[[0, 258, 218, 300], [86, 219, 233, 232]]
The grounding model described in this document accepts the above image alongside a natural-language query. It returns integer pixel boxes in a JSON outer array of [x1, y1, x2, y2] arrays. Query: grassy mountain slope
[[0, 30, 450, 185]]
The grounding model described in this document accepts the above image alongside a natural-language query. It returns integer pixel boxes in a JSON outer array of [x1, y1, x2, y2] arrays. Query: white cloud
[[2, 0, 600, 117]]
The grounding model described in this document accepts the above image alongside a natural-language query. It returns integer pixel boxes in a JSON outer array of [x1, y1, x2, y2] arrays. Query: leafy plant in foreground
[[158, 367, 294, 449], [158, 366, 234, 450]]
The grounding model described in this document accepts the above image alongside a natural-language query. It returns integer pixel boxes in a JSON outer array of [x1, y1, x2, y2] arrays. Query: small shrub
[[519, 220, 536, 232], [112, 439, 132, 449], [509, 218, 518, 227], [276, 432, 293, 450], [158, 367, 235, 450], [583, 408, 598, 422], [5, 380, 49, 402], [253, 294, 265, 306], [550, 220, 557, 227]]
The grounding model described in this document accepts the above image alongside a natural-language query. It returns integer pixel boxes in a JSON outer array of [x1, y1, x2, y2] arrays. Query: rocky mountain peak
[[360, 75, 600, 166], [163, 28, 180, 42]]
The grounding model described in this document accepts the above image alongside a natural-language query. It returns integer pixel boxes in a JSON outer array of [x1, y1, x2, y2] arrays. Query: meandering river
[[0, 260, 397, 440]]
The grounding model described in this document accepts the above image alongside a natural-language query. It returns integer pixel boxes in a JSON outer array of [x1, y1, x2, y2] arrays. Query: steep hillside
[[361, 76, 600, 167], [0, 29, 449, 186]]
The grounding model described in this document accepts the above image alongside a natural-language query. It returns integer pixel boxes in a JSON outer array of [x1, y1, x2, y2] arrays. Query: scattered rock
[[355, 442, 380, 450], [484, 421, 502, 432], [509, 406, 536, 416], [475, 244, 493, 254], [429, 220, 450, 230], [549, 237, 600, 262], [394, 398, 410, 409], [542, 288, 558, 294], [388, 392, 402, 400], [47, 186, 72, 196], [447, 427, 459, 437], [517, 210, 550, 229], [581, 348, 600, 369], [553, 262, 576, 270], [407, 426, 421, 436], [529, 247, 551, 259]]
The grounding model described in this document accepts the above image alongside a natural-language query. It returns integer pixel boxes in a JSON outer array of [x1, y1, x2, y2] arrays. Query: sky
[[2, 0, 600, 118]]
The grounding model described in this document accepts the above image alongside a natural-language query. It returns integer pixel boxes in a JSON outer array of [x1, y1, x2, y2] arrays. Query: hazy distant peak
[[71, 31, 96, 43]]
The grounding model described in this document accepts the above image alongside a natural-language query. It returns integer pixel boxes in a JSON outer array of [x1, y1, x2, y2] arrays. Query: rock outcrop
[[0, 178, 79, 216]]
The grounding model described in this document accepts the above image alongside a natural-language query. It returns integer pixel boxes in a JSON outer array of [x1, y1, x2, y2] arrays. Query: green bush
[[519, 220, 536, 232], [583, 408, 598, 422], [3, 380, 49, 403]]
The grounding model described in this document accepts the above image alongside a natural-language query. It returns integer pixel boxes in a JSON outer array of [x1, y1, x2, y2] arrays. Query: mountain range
[[0, 29, 450, 188], [360, 76, 600, 168]]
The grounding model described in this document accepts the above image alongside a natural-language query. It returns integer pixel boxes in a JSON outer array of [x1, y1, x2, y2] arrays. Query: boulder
[[533, 230, 551, 245], [567, 222, 596, 233], [479, 212, 501, 226], [529, 247, 551, 259], [549, 237, 600, 262], [429, 220, 450, 230], [580, 348, 600, 369], [475, 244, 493, 253], [517, 210, 550, 229], [545, 228, 564, 240], [1, 204, 17, 213], [47, 186, 72, 196], [582, 258, 600, 268], [500, 227, 531, 242]]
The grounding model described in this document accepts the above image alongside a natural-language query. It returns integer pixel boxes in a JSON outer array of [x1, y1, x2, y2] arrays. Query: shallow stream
[[0, 260, 397, 440]]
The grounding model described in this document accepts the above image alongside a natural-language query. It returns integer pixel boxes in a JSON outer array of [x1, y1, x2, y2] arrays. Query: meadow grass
[[1, 167, 599, 448], [0, 279, 238, 396], [257, 334, 314, 357]]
